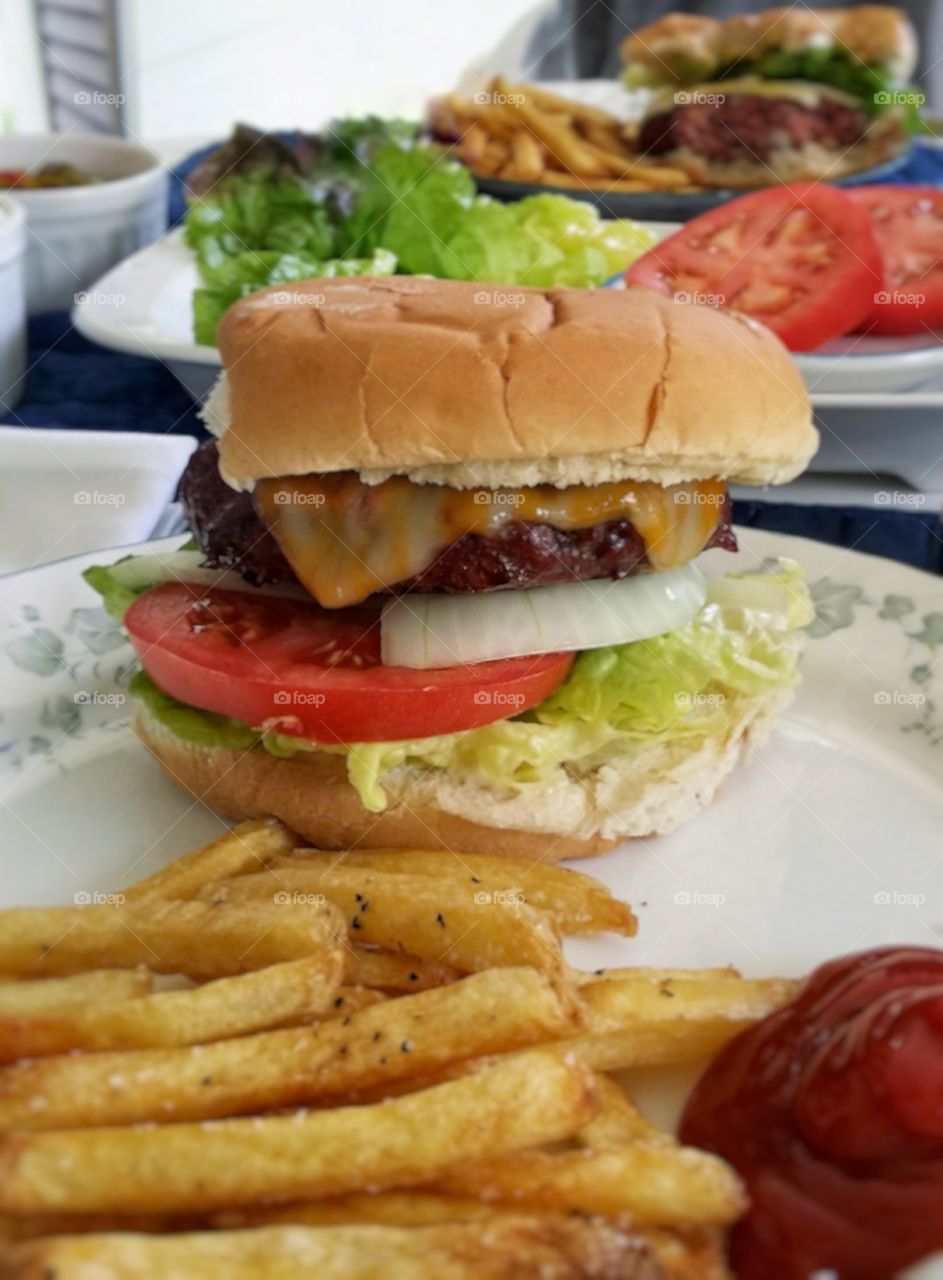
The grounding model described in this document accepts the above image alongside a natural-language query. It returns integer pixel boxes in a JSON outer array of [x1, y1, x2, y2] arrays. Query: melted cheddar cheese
[[254, 473, 727, 609]]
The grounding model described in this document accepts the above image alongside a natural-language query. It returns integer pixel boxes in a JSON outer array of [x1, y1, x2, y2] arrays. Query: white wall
[[0, 0, 48, 131], [120, 0, 544, 143]]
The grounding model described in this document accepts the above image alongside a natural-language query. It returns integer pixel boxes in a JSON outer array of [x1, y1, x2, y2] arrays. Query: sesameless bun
[[211, 276, 816, 493], [133, 688, 792, 862], [623, 6, 917, 84]]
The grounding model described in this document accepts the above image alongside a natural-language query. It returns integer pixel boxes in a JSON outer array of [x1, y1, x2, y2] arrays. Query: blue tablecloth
[[4, 140, 943, 574]]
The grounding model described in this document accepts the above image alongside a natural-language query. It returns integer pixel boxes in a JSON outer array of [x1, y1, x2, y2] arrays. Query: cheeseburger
[[622, 6, 917, 187], [88, 277, 817, 859]]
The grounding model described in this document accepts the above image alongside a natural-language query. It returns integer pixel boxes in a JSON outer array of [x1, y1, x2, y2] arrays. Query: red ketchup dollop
[[680, 947, 943, 1279]]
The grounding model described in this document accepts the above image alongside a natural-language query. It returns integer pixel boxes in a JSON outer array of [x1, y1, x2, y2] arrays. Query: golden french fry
[[0, 954, 343, 1061], [581, 119, 631, 152], [344, 945, 459, 992], [0, 1049, 597, 1214], [284, 850, 636, 937], [571, 966, 740, 985], [456, 121, 487, 166], [215, 1192, 498, 1230], [0, 1217, 658, 1279], [0, 969, 151, 1015], [519, 105, 606, 178], [202, 868, 564, 976], [437, 1142, 746, 1227], [576, 1074, 666, 1149], [506, 129, 546, 183], [0, 898, 345, 980], [560, 975, 798, 1069], [327, 985, 388, 1015], [120, 819, 293, 902], [0, 968, 579, 1131]]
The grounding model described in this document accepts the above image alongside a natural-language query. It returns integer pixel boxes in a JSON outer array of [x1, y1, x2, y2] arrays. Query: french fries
[[0, 954, 343, 1060], [0, 1217, 659, 1279], [564, 973, 799, 1069], [283, 848, 636, 936], [0, 897, 345, 980], [437, 1142, 746, 1227], [431, 75, 699, 193], [119, 817, 293, 902], [0, 1049, 597, 1214], [201, 867, 565, 975], [0, 823, 794, 1277], [0, 969, 150, 1014], [0, 969, 579, 1130], [344, 945, 460, 992]]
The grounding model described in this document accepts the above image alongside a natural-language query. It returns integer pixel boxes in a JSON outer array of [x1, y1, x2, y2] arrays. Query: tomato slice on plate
[[847, 186, 943, 335], [125, 583, 574, 744], [625, 182, 882, 352]]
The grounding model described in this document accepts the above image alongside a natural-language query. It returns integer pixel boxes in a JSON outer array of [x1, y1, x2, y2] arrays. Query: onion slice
[[381, 564, 707, 669], [103, 551, 311, 601]]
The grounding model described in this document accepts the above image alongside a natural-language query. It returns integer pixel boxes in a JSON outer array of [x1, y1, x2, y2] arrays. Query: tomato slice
[[125, 583, 574, 745], [847, 186, 943, 335], [625, 182, 883, 352]]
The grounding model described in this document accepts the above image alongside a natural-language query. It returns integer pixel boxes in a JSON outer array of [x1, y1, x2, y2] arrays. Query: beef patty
[[639, 94, 867, 164], [181, 440, 736, 595]]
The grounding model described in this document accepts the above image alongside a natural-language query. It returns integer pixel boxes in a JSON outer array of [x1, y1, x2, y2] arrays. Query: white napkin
[[0, 427, 197, 576]]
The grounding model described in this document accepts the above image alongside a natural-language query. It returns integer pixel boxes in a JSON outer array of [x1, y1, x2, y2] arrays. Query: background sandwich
[[88, 276, 818, 859], [622, 6, 917, 186]]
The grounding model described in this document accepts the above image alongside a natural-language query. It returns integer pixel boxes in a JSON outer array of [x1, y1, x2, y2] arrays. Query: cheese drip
[[254, 473, 727, 609]]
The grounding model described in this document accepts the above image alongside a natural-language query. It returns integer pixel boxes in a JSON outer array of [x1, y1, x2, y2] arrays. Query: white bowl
[[0, 133, 168, 314], [0, 197, 27, 412]]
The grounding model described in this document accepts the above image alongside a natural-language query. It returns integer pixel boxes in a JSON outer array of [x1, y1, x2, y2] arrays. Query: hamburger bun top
[[622, 6, 916, 84], [212, 275, 816, 492]]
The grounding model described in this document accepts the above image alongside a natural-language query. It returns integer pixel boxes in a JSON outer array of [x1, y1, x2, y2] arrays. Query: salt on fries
[[431, 75, 695, 193], [0, 820, 795, 1278]]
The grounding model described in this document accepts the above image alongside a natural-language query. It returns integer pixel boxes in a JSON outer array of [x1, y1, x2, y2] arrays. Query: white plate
[[72, 224, 943, 406], [2, 528, 942, 1276]]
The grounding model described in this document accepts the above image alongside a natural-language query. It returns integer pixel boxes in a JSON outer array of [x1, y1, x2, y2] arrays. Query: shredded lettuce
[[93, 556, 811, 815]]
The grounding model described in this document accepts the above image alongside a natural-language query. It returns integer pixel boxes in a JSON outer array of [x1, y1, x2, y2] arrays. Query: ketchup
[[680, 948, 943, 1279]]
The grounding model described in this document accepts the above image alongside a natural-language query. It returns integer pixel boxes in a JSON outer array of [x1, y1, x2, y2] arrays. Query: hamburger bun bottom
[[133, 687, 792, 862]]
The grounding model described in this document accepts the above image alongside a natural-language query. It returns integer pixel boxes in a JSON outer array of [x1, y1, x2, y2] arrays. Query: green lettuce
[[184, 121, 658, 342], [92, 556, 811, 815]]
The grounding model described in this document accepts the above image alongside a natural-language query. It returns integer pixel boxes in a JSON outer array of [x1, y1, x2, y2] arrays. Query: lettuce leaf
[[101, 561, 811, 815], [184, 122, 657, 342]]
